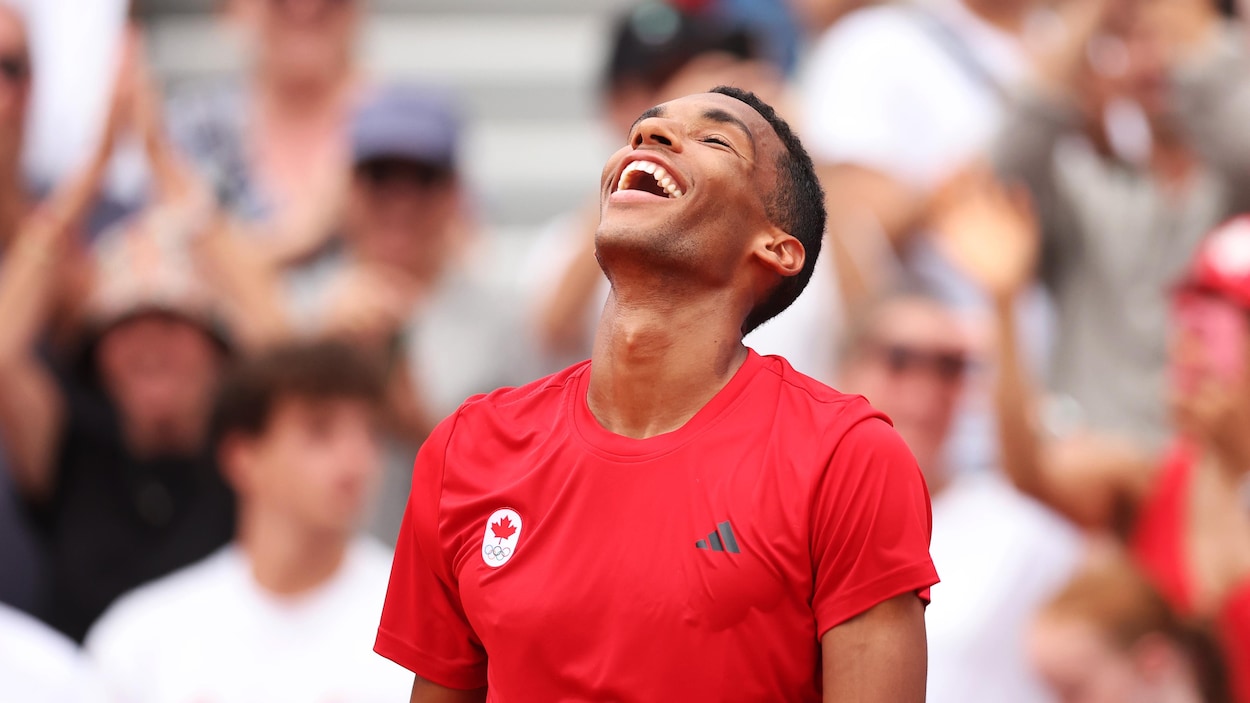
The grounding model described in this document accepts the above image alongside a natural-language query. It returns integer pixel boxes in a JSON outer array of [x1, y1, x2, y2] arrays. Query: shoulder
[[758, 353, 885, 425], [0, 605, 102, 703], [447, 361, 587, 433], [755, 353, 907, 462], [85, 547, 237, 652], [0, 604, 82, 668]]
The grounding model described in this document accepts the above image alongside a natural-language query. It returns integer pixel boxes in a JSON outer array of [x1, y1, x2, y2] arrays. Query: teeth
[[614, 160, 685, 198]]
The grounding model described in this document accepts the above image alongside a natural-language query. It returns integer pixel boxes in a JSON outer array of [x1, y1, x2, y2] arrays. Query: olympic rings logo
[[483, 544, 512, 560]]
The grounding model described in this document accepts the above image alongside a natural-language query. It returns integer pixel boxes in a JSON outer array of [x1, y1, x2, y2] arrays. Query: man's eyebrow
[[701, 108, 755, 148], [628, 105, 666, 136]]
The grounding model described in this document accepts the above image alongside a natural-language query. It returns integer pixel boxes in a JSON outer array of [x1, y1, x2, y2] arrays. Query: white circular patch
[[1208, 219, 1250, 277], [481, 508, 523, 568]]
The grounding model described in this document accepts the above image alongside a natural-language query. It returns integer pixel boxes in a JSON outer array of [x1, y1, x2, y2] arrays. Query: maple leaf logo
[[491, 515, 517, 543]]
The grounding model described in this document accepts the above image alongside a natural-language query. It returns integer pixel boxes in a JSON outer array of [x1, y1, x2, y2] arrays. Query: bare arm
[[533, 202, 603, 357], [0, 69, 122, 499], [818, 163, 923, 310], [821, 593, 927, 703], [409, 675, 486, 703], [933, 171, 1154, 528], [0, 217, 70, 501], [991, 292, 1152, 528], [129, 33, 289, 351]]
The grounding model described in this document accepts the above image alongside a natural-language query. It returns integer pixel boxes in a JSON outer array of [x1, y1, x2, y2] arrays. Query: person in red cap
[[952, 192, 1250, 701]]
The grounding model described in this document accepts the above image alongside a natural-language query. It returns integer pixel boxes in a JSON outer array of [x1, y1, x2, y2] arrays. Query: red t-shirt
[[376, 350, 938, 701]]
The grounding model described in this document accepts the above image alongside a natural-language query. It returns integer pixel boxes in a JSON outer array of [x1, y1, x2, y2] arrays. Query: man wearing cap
[[287, 85, 529, 540]]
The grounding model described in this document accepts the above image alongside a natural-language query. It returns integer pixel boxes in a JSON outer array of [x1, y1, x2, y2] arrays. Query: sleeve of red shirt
[[375, 408, 488, 690], [811, 414, 939, 638], [1218, 581, 1250, 703]]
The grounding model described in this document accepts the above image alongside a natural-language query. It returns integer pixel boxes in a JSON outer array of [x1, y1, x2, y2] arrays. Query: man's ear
[[217, 434, 253, 495], [1130, 633, 1186, 685], [754, 225, 805, 278]]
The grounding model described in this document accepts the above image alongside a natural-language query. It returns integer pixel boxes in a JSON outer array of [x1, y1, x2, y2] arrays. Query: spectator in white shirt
[[85, 341, 411, 703], [798, 0, 1038, 304], [0, 602, 105, 703]]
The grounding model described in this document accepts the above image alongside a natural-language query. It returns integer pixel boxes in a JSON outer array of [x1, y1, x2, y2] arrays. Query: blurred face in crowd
[[0, 5, 29, 158], [1088, 0, 1173, 121], [236, 0, 360, 84], [837, 298, 972, 477], [1030, 616, 1151, 703], [1031, 615, 1203, 703], [1169, 291, 1250, 398], [96, 312, 225, 454], [346, 158, 460, 280], [226, 395, 381, 535]]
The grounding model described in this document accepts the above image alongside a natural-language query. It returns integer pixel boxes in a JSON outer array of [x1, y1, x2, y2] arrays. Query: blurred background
[[3, 0, 1250, 701]]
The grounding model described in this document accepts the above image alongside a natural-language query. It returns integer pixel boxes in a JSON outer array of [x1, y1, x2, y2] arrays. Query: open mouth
[[615, 160, 685, 199]]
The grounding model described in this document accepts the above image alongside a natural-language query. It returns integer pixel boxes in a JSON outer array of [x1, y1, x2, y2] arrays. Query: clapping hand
[[929, 166, 1040, 301]]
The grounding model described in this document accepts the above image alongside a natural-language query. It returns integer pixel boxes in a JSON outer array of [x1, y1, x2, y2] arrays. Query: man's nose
[[632, 118, 682, 151]]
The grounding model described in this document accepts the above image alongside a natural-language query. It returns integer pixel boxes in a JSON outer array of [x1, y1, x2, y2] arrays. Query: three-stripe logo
[[695, 520, 740, 554]]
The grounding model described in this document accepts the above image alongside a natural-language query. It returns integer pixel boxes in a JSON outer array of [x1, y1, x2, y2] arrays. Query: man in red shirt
[[376, 86, 938, 702]]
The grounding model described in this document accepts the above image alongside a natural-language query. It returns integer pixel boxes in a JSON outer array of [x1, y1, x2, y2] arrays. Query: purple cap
[[350, 85, 461, 171]]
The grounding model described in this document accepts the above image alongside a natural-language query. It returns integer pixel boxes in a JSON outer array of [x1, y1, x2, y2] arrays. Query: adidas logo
[[695, 520, 740, 554]]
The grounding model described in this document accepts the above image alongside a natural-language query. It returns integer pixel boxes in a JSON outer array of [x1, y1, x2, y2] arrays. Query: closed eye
[[702, 135, 731, 147]]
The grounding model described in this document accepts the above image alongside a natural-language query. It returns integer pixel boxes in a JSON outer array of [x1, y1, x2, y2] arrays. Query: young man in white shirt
[[85, 341, 411, 703], [0, 603, 106, 703]]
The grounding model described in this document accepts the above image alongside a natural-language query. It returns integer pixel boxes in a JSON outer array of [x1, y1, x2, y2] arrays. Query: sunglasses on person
[[871, 343, 973, 383], [267, 0, 354, 15], [0, 53, 28, 84], [356, 159, 453, 189]]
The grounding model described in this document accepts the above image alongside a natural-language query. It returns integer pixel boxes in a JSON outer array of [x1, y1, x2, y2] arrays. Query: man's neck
[[587, 286, 749, 439], [238, 509, 351, 597], [961, 0, 1031, 34], [124, 406, 211, 460], [254, 66, 354, 125], [0, 166, 29, 250]]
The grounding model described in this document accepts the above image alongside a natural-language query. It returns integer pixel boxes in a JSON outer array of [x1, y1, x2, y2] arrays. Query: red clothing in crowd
[[1130, 441, 1250, 702], [376, 350, 938, 702]]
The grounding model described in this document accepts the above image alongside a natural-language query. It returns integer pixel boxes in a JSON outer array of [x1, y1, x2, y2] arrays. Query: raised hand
[[929, 167, 1040, 300], [319, 264, 421, 351], [1173, 376, 1250, 476]]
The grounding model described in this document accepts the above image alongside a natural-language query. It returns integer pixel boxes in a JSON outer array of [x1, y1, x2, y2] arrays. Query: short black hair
[[213, 340, 386, 442], [710, 85, 826, 334]]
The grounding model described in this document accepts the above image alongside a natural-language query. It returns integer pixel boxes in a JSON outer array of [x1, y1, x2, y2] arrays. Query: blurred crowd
[[1, 0, 1250, 701]]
